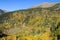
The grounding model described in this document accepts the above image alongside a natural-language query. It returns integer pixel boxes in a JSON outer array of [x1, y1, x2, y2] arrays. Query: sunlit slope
[[0, 3, 60, 40]]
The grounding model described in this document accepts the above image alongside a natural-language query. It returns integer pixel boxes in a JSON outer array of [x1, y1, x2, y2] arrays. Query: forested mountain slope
[[0, 2, 60, 40]]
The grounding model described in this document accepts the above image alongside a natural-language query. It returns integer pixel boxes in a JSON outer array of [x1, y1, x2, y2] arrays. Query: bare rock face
[[32, 2, 60, 8], [4, 27, 21, 35]]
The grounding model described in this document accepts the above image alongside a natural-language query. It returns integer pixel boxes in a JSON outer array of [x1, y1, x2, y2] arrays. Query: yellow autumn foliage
[[0, 35, 16, 40], [40, 28, 51, 40]]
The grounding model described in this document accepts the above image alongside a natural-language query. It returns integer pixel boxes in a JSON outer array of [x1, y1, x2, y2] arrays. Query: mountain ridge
[[32, 2, 60, 8]]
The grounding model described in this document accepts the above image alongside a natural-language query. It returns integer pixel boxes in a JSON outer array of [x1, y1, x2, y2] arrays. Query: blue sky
[[0, 0, 60, 11]]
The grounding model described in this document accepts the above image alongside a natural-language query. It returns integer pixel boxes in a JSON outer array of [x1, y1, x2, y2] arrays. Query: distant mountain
[[0, 9, 4, 15], [0, 9, 7, 15]]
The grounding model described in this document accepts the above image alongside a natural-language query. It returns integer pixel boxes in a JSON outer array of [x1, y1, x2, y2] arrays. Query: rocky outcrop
[[32, 2, 60, 8]]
